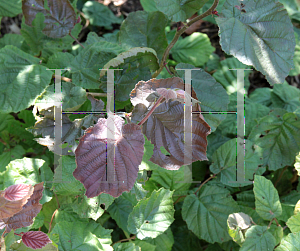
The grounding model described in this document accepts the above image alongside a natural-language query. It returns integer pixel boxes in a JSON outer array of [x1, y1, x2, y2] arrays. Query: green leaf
[[113, 243, 139, 251], [82, 1, 123, 29], [10, 242, 58, 251], [0, 34, 24, 50], [22, 0, 77, 38], [176, 63, 229, 132], [128, 188, 175, 239], [134, 240, 156, 251], [107, 192, 137, 233], [144, 227, 174, 251], [20, 13, 49, 55], [210, 139, 264, 187], [0, 145, 26, 172], [216, 0, 295, 85], [279, 191, 300, 222], [0, 46, 53, 113], [269, 225, 283, 246], [296, 152, 300, 176], [275, 232, 300, 251], [119, 11, 168, 60], [139, 135, 161, 170], [50, 221, 113, 251], [212, 57, 251, 95], [130, 181, 148, 201], [71, 193, 115, 221], [286, 212, 300, 233], [248, 110, 300, 171], [35, 82, 87, 111], [271, 82, 300, 112], [140, 0, 158, 12], [154, 0, 209, 22], [182, 185, 240, 243], [240, 225, 276, 251], [70, 42, 118, 89], [0, 0, 22, 17], [171, 32, 215, 66], [46, 52, 75, 70], [149, 166, 191, 195], [253, 175, 282, 221], [100, 47, 159, 101], [249, 88, 272, 107], [51, 156, 85, 196]]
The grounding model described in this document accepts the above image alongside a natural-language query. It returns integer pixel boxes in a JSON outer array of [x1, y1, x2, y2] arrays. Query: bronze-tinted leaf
[[3, 182, 44, 231], [22, 231, 52, 249], [22, 0, 77, 38], [74, 115, 145, 198], [130, 77, 211, 170], [0, 184, 33, 220]]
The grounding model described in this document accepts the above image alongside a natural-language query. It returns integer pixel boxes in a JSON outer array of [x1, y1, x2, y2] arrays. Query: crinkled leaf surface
[[74, 115, 145, 198], [154, 0, 209, 22], [0, 184, 33, 220], [249, 87, 272, 106], [144, 227, 174, 251], [171, 32, 215, 66], [290, 31, 300, 76], [130, 77, 211, 170], [50, 220, 113, 251], [3, 182, 44, 232], [22, 0, 77, 38], [271, 82, 300, 112], [248, 109, 300, 171], [253, 175, 282, 221], [0, 34, 24, 50], [216, 0, 295, 85], [128, 188, 175, 239], [113, 242, 139, 251], [240, 225, 276, 251], [0, 46, 53, 113], [22, 231, 52, 250], [82, 1, 123, 29], [119, 11, 168, 60], [176, 63, 229, 132], [275, 232, 300, 251], [182, 185, 240, 243], [70, 42, 119, 89], [286, 212, 300, 233], [210, 139, 264, 187]]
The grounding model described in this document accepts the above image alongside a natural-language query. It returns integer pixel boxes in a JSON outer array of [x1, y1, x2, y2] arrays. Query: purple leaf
[[22, 0, 77, 38], [0, 184, 33, 220], [130, 77, 211, 170], [3, 182, 44, 232], [22, 231, 52, 249], [74, 115, 145, 198]]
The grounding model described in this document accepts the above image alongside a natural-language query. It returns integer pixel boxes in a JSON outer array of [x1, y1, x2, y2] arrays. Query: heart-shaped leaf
[[130, 77, 211, 170], [22, 231, 52, 250], [74, 115, 145, 198], [22, 0, 77, 38]]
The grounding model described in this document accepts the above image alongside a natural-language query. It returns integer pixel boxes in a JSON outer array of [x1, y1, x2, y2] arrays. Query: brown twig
[[274, 218, 281, 227], [152, 0, 219, 78], [69, 32, 85, 48], [138, 96, 164, 126], [113, 235, 136, 245], [274, 166, 288, 188], [174, 195, 186, 205], [194, 173, 216, 195], [48, 209, 58, 233]]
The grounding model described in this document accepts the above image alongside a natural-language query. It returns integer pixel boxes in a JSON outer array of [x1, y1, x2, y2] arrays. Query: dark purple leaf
[[0, 184, 33, 220], [22, 231, 52, 249], [130, 77, 211, 170], [22, 0, 77, 38], [3, 182, 44, 232], [74, 115, 145, 198]]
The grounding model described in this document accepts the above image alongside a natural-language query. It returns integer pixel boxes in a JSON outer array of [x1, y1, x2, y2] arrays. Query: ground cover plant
[[0, 0, 300, 250]]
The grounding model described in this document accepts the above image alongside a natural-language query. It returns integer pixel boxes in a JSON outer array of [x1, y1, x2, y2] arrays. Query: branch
[[194, 173, 216, 195], [69, 32, 85, 48], [152, 0, 220, 78], [138, 96, 164, 126], [48, 209, 58, 233], [113, 235, 136, 245]]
